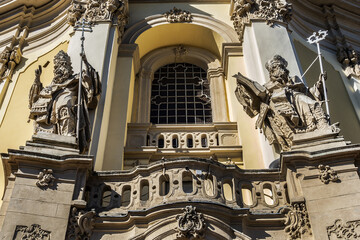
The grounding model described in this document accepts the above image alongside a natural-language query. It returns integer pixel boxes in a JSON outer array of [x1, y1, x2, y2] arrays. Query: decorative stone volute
[[164, 7, 192, 23], [280, 202, 312, 239], [176, 206, 206, 239], [231, 0, 292, 41], [66, 207, 96, 240]]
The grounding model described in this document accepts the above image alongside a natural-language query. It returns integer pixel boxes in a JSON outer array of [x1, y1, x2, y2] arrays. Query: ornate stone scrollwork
[[231, 0, 292, 41], [0, 46, 22, 83], [280, 202, 312, 239], [318, 164, 339, 184], [176, 206, 206, 239], [36, 169, 56, 188], [68, 0, 129, 36], [327, 219, 360, 239], [164, 7, 192, 23], [13, 224, 51, 240], [66, 207, 96, 240], [337, 47, 360, 78], [68, 1, 85, 26]]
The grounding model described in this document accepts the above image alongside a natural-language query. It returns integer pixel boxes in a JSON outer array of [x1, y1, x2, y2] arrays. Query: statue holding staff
[[234, 55, 337, 151], [28, 50, 101, 153]]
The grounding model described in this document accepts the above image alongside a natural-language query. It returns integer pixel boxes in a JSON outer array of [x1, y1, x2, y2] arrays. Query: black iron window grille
[[150, 63, 212, 124]]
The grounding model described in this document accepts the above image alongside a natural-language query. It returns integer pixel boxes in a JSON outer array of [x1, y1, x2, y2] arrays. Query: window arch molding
[[132, 45, 228, 123]]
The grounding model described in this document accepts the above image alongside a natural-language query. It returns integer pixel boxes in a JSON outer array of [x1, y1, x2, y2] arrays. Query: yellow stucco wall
[[0, 42, 69, 204], [294, 40, 360, 143]]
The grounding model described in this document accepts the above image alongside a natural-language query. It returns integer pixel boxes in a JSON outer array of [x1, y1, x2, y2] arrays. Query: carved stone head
[[265, 55, 290, 83], [53, 50, 73, 84]]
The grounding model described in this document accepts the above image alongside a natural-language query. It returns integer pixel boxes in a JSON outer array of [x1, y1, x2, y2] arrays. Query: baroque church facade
[[0, 0, 359, 239]]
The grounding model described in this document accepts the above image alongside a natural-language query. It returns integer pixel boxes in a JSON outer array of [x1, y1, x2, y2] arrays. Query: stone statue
[[28, 50, 101, 153], [0, 46, 22, 82], [234, 55, 336, 151]]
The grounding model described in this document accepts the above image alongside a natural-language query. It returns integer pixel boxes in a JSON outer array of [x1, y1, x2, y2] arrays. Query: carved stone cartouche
[[66, 207, 96, 240], [280, 202, 312, 239], [176, 206, 206, 239], [36, 169, 56, 188], [28, 50, 101, 153], [231, 0, 292, 41], [234, 55, 335, 151], [318, 164, 339, 184], [13, 224, 51, 240], [327, 219, 360, 239], [164, 7, 192, 23]]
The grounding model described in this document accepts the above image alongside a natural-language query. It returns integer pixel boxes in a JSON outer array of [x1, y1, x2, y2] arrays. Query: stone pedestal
[[282, 132, 360, 240], [0, 133, 93, 239]]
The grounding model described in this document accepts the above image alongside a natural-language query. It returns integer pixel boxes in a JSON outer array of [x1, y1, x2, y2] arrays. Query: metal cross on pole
[[73, 18, 93, 143], [307, 30, 330, 121]]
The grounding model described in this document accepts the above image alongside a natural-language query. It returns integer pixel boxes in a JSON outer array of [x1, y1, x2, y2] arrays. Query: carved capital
[[68, 0, 129, 36], [231, 0, 292, 41], [13, 224, 51, 240], [280, 202, 312, 239], [176, 206, 206, 239], [66, 207, 96, 240], [318, 164, 339, 184], [327, 219, 360, 239], [164, 7, 192, 23], [36, 169, 56, 188]]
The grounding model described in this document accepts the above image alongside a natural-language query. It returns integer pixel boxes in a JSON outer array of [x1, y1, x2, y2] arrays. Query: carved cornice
[[66, 207, 96, 240], [280, 202, 312, 239], [13, 224, 51, 239], [327, 219, 360, 239], [176, 206, 206, 239], [231, 0, 292, 41], [164, 7, 192, 23], [318, 164, 339, 184]]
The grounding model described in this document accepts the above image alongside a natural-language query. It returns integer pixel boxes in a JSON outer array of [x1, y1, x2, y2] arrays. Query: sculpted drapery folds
[[28, 50, 101, 153], [234, 55, 333, 151]]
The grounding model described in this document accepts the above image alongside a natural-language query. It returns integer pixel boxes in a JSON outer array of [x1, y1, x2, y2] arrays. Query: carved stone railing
[[85, 158, 289, 215], [124, 123, 242, 167]]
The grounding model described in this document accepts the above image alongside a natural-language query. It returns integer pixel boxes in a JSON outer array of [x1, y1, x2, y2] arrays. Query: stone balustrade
[[124, 122, 243, 167], [85, 158, 289, 215]]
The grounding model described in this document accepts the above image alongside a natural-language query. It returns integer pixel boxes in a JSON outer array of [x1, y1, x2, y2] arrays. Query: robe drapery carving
[[28, 50, 101, 153], [234, 55, 336, 151]]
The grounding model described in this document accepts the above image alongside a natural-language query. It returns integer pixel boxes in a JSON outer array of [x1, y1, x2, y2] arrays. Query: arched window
[[150, 63, 212, 124]]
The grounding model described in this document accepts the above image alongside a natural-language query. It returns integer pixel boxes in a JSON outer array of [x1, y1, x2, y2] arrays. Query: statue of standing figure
[[234, 55, 337, 151], [28, 50, 101, 153]]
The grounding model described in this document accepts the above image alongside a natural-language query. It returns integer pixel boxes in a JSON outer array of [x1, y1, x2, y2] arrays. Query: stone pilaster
[[0, 133, 93, 239]]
